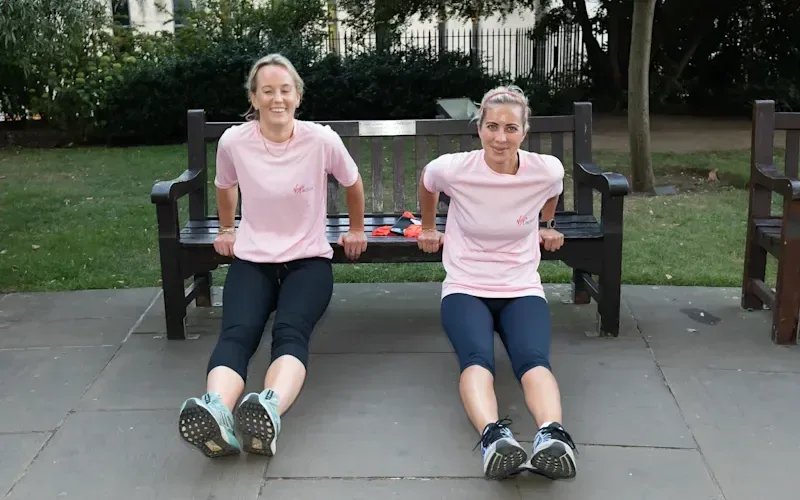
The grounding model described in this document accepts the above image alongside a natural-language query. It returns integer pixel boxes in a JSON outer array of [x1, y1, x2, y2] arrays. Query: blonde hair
[[244, 53, 305, 121], [477, 85, 531, 132]]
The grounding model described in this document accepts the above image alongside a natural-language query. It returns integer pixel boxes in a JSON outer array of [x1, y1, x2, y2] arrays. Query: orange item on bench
[[370, 211, 423, 238]]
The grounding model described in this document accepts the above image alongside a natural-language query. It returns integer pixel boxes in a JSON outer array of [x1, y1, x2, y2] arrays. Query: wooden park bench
[[150, 102, 630, 340], [742, 99, 800, 345]]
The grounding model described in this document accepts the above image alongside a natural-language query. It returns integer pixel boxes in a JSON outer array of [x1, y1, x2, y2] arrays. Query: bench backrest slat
[[189, 103, 593, 219], [753, 102, 800, 182], [785, 130, 799, 180]]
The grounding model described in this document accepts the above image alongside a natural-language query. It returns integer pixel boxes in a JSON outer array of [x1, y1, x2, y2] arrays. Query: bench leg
[[771, 238, 800, 345], [194, 272, 213, 307], [162, 277, 188, 340], [598, 234, 623, 337], [572, 269, 591, 304], [741, 224, 767, 310], [157, 240, 188, 340]]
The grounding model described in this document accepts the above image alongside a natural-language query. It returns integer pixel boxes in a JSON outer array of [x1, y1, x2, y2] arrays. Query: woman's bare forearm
[[418, 167, 440, 230], [216, 186, 238, 228], [541, 194, 558, 221]]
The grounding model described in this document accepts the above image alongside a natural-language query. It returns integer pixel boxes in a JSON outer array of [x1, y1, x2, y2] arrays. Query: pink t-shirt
[[214, 119, 360, 263], [422, 149, 564, 300]]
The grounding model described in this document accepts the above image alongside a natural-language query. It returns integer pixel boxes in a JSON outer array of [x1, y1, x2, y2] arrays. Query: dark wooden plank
[[183, 213, 599, 228], [551, 132, 566, 211], [527, 133, 541, 153], [180, 214, 603, 246], [393, 136, 405, 213], [437, 135, 450, 156], [750, 278, 775, 309], [785, 130, 799, 180], [415, 136, 428, 212], [203, 116, 576, 141], [187, 110, 208, 220], [573, 101, 594, 216], [371, 138, 383, 212], [775, 112, 800, 131], [459, 134, 472, 152], [327, 178, 339, 213]]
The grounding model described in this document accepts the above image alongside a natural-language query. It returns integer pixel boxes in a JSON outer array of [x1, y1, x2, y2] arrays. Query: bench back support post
[[573, 102, 594, 215], [187, 109, 209, 221], [750, 100, 776, 218]]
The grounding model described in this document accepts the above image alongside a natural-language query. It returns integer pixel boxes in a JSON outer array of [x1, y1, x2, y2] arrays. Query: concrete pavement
[[1, 283, 798, 499]]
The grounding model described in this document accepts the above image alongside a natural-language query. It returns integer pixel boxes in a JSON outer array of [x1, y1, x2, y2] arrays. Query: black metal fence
[[321, 26, 591, 85]]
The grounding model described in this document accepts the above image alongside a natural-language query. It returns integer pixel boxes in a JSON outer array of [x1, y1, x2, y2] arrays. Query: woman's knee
[[207, 335, 256, 381], [441, 293, 497, 377], [270, 314, 313, 366], [498, 296, 553, 382]]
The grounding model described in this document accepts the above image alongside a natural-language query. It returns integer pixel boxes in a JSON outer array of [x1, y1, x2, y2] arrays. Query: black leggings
[[440, 293, 552, 382], [207, 257, 333, 381]]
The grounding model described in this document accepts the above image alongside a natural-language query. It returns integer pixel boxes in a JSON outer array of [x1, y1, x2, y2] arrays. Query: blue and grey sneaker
[[178, 392, 241, 458], [528, 422, 577, 480], [475, 418, 528, 480], [234, 389, 281, 456]]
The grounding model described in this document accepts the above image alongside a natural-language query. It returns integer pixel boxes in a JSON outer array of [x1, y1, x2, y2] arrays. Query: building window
[[111, 0, 130, 27], [173, 0, 192, 28]]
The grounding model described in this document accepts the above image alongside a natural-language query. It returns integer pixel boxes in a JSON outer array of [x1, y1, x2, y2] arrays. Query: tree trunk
[[628, 0, 657, 193]]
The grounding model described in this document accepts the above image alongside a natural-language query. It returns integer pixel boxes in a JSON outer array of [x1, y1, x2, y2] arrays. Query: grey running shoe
[[528, 422, 577, 480], [234, 389, 281, 456], [476, 418, 528, 480], [178, 392, 241, 458]]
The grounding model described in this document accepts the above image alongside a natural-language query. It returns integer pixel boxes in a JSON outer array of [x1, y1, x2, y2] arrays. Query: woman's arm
[[344, 174, 365, 232], [217, 186, 239, 230], [418, 165, 440, 231], [540, 194, 559, 222]]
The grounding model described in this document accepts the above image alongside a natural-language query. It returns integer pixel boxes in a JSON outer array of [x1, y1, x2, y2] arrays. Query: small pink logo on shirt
[[293, 184, 313, 194], [517, 215, 534, 226]]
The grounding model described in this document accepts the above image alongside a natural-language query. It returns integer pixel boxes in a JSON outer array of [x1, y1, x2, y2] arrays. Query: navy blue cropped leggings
[[207, 257, 333, 381], [440, 293, 552, 382]]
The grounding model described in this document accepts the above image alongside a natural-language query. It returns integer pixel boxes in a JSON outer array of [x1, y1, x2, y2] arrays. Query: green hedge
[[100, 41, 581, 146]]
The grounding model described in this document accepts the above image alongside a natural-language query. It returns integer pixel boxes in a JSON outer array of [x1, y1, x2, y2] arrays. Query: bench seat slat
[[179, 213, 603, 246]]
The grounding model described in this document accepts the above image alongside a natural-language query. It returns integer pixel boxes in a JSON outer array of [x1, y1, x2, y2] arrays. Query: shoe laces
[[539, 422, 578, 454], [474, 417, 513, 451]]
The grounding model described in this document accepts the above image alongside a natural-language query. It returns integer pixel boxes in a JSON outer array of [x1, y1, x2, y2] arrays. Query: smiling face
[[249, 63, 301, 128], [478, 103, 527, 166]]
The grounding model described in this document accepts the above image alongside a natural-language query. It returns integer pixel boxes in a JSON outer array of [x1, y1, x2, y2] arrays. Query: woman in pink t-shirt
[[178, 54, 368, 459], [417, 86, 577, 481]]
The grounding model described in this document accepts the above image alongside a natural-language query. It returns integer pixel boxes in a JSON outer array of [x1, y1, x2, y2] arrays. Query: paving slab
[[0, 287, 159, 324], [134, 290, 223, 335], [262, 351, 691, 478], [0, 432, 50, 498], [662, 367, 800, 500], [258, 446, 722, 500], [311, 283, 646, 356], [0, 317, 138, 348], [80, 333, 273, 412], [0, 346, 117, 433], [623, 285, 800, 372], [132, 283, 647, 358], [4, 410, 266, 500], [258, 478, 521, 499]]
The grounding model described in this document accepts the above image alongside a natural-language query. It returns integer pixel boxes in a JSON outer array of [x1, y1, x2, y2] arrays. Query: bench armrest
[[576, 162, 630, 197], [151, 168, 205, 205], [753, 163, 800, 200]]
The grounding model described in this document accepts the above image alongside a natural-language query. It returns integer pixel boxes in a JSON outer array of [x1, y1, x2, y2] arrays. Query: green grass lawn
[[0, 143, 783, 293]]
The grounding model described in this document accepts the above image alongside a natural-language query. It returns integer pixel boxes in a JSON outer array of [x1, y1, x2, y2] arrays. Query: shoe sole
[[234, 395, 277, 456], [484, 440, 528, 480], [529, 441, 577, 480], [178, 400, 240, 458]]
